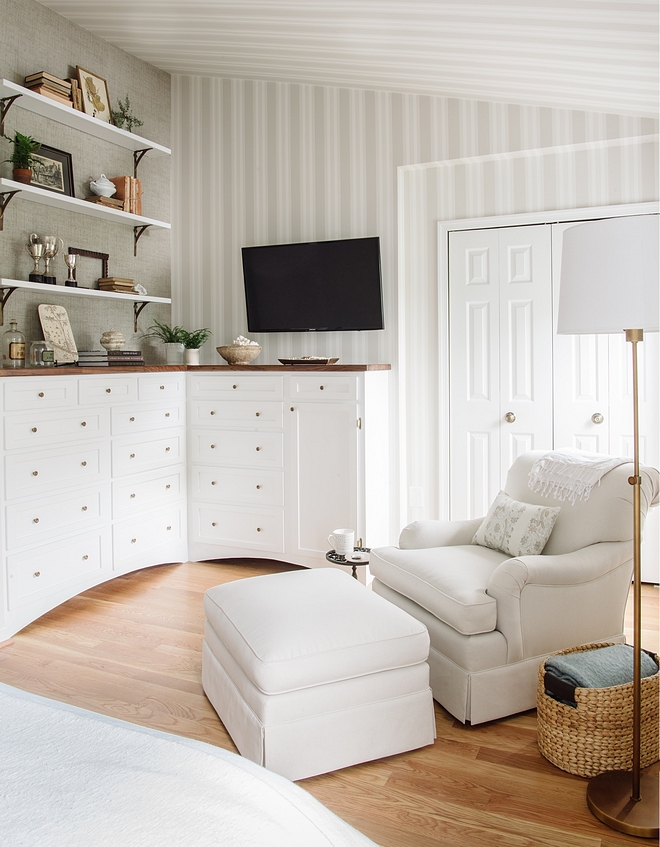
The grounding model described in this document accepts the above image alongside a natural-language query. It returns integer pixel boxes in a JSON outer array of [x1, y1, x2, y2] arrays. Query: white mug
[[328, 528, 354, 556]]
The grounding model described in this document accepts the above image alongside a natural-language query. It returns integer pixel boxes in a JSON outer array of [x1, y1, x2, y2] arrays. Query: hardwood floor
[[0, 559, 657, 847]]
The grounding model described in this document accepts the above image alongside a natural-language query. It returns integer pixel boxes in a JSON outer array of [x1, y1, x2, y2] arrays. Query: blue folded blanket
[[544, 644, 658, 707]]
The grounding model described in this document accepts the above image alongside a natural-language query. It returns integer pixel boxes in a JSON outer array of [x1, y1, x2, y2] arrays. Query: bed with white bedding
[[0, 683, 379, 847]]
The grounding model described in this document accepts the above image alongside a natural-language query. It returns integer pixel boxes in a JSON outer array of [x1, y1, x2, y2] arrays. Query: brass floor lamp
[[557, 213, 659, 839]]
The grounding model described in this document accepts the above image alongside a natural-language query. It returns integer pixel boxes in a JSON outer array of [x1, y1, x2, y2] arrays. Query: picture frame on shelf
[[31, 144, 74, 196], [76, 66, 113, 123]]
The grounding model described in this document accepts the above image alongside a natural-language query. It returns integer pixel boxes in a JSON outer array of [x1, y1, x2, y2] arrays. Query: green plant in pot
[[2, 131, 41, 184], [179, 327, 212, 365], [141, 319, 186, 364]]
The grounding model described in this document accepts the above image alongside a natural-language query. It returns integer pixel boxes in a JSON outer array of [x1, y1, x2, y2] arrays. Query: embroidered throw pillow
[[472, 491, 560, 557]]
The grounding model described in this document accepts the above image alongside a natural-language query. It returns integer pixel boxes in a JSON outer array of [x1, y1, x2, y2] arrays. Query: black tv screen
[[242, 236, 384, 332]]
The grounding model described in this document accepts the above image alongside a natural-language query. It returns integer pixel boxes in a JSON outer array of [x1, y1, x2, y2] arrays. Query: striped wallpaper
[[171, 76, 658, 536]]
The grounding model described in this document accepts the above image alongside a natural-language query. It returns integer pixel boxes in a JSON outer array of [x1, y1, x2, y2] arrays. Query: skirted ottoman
[[202, 568, 436, 781]]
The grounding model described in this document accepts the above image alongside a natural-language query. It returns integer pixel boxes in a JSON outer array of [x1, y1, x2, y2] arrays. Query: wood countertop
[[1, 364, 391, 377]]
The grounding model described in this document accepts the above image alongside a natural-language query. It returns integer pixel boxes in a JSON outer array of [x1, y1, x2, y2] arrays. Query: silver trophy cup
[[41, 235, 63, 285]]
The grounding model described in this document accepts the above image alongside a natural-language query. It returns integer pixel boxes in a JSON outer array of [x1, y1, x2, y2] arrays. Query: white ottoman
[[202, 568, 436, 781]]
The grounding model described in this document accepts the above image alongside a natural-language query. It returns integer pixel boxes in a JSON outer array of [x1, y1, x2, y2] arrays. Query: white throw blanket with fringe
[[528, 449, 629, 504]]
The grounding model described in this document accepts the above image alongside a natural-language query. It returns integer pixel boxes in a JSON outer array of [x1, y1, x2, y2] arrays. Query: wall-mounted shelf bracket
[[0, 285, 18, 325], [0, 94, 22, 135], [133, 300, 151, 333], [0, 189, 20, 231], [133, 148, 152, 178], [133, 224, 152, 256]]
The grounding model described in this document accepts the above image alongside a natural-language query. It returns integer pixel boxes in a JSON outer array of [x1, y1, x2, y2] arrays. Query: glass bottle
[[2, 319, 25, 369], [29, 339, 54, 367]]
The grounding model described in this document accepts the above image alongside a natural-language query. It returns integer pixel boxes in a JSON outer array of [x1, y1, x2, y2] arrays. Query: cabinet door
[[449, 225, 553, 519], [287, 401, 359, 558]]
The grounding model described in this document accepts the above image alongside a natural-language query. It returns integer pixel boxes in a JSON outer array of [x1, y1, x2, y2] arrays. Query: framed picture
[[31, 144, 74, 196], [76, 66, 113, 123]]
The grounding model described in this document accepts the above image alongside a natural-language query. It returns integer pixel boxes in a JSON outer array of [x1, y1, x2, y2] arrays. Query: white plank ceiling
[[37, 0, 658, 118]]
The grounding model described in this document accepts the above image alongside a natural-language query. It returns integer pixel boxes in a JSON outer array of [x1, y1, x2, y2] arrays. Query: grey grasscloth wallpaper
[[0, 0, 171, 360]]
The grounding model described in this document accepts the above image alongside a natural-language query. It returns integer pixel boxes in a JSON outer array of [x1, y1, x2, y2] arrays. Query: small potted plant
[[141, 319, 185, 364], [179, 327, 212, 366], [2, 131, 41, 184], [111, 95, 144, 133]]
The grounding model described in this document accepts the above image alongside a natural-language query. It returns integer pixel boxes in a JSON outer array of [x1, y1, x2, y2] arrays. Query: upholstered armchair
[[370, 450, 660, 725]]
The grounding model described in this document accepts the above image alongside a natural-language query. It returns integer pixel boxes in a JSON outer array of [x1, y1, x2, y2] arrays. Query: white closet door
[[449, 225, 553, 520]]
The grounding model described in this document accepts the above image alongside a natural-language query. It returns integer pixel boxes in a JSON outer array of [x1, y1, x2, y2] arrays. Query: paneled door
[[449, 225, 553, 520]]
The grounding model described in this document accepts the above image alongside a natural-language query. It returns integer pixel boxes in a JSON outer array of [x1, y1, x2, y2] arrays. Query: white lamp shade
[[557, 215, 659, 335]]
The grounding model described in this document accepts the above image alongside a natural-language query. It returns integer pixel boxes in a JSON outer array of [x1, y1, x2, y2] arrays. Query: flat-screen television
[[241, 236, 384, 332]]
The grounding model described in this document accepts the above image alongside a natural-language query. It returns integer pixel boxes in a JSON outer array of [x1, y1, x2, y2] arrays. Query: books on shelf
[[84, 196, 127, 210], [77, 349, 145, 367], [98, 277, 136, 293], [24, 72, 73, 107], [77, 350, 109, 367], [108, 176, 142, 215]]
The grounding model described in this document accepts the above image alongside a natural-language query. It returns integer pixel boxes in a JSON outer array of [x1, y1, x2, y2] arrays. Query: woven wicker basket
[[537, 642, 660, 778]]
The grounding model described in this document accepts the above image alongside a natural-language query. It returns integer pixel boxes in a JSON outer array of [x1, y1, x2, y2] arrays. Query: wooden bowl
[[216, 344, 262, 365]]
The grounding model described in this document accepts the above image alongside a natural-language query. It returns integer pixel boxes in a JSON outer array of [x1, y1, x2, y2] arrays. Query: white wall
[[171, 75, 658, 535]]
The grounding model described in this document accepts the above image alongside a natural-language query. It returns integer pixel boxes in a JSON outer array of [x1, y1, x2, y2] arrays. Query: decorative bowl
[[217, 344, 262, 365]]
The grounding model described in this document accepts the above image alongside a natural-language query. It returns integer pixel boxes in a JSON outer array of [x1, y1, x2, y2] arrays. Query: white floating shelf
[[1, 79, 170, 156], [0, 178, 170, 229], [0, 278, 170, 304]]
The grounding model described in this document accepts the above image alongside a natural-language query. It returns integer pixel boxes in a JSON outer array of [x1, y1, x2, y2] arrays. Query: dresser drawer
[[7, 530, 106, 610], [4, 378, 77, 411], [112, 506, 184, 566], [5, 443, 109, 499], [78, 375, 137, 405], [138, 374, 186, 402], [6, 486, 109, 550], [112, 466, 185, 517], [111, 432, 184, 476], [4, 407, 109, 450], [188, 400, 283, 429], [193, 504, 284, 552], [111, 401, 185, 435], [190, 430, 283, 468], [190, 465, 284, 507], [188, 374, 283, 401], [288, 375, 358, 401]]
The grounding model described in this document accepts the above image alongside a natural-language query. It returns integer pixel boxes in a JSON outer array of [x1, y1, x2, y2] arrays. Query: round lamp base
[[587, 769, 659, 839]]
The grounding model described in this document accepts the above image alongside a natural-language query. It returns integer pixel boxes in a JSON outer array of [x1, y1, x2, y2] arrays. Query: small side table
[[326, 547, 371, 579]]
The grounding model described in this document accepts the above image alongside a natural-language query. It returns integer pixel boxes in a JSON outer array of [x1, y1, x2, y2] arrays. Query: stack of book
[[24, 72, 73, 107], [84, 196, 126, 211], [98, 277, 135, 294], [77, 350, 109, 367], [106, 350, 145, 367], [109, 176, 143, 215]]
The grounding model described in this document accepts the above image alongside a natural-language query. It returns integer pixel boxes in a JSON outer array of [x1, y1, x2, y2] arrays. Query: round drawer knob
[[81, 461, 87, 467], [81, 421, 87, 427], [130, 453, 136, 459], [130, 417, 135, 422], [82, 506, 88, 511], [165, 412, 170, 418], [166, 484, 171, 489], [130, 493, 136, 498], [82, 555, 89, 561], [165, 446, 171, 452], [160, 385, 165, 390], [211, 481, 216, 485], [504, 411, 516, 423], [290, 407, 294, 412], [256, 527, 262, 532], [210, 410, 215, 415], [106, 388, 111, 393], [212, 522, 217, 527], [592, 412, 604, 424], [232, 384, 237, 389], [211, 444, 216, 449], [256, 446, 261, 451], [256, 485, 261, 490], [33, 517, 39, 524], [38, 392, 44, 398], [31, 427, 37, 433], [255, 412, 260, 417], [166, 526, 171, 531], [32, 471, 38, 476], [320, 385, 324, 390], [131, 538, 137, 544], [33, 571, 41, 578]]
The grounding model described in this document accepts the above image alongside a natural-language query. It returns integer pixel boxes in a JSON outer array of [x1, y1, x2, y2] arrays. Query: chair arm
[[486, 541, 632, 663], [399, 518, 483, 550]]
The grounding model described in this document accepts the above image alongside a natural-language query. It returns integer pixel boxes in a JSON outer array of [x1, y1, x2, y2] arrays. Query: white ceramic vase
[[184, 348, 200, 366]]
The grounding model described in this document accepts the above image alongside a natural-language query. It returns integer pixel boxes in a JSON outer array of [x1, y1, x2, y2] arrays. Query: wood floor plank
[[0, 560, 656, 847]]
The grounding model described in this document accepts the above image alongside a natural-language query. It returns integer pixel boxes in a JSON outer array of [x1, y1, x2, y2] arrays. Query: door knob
[[504, 411, 516, 423], [592, 413, 604, 425]]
